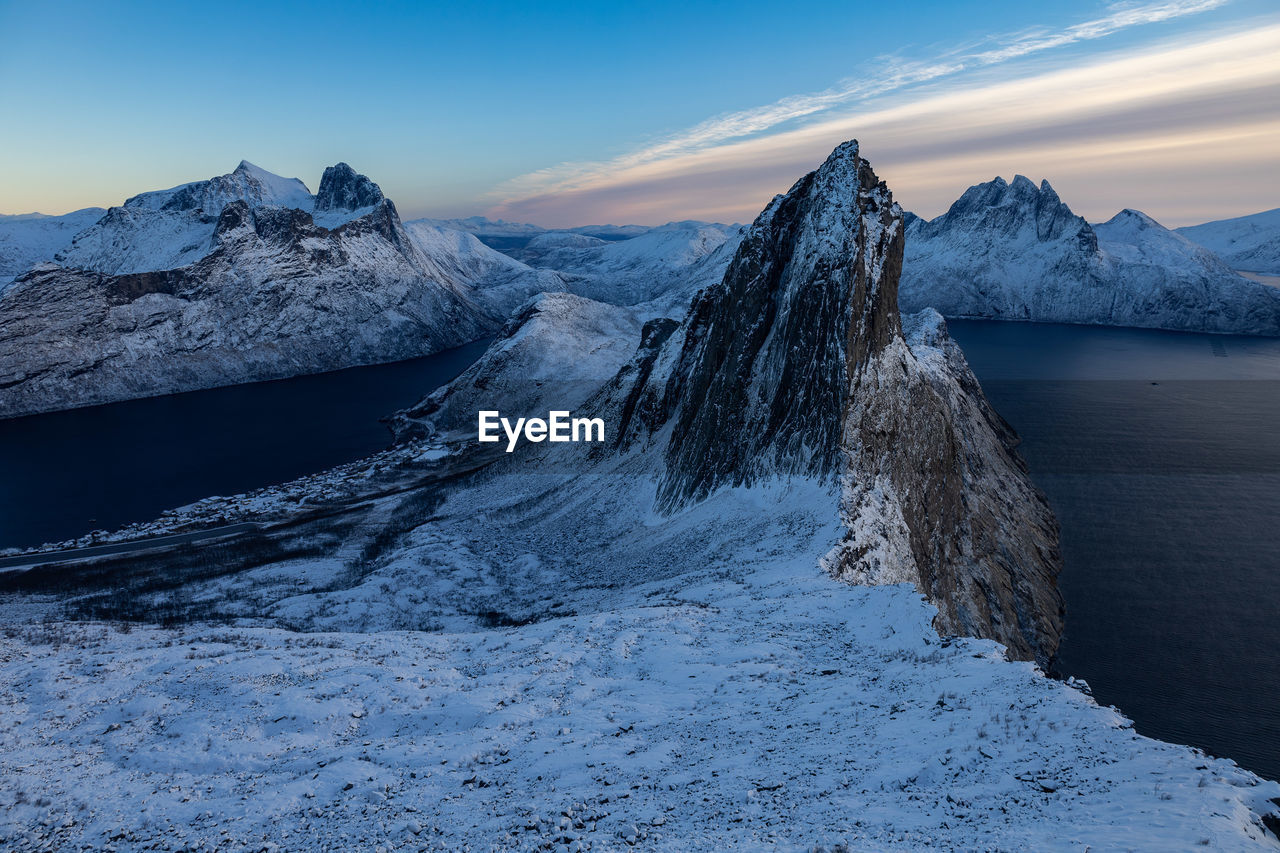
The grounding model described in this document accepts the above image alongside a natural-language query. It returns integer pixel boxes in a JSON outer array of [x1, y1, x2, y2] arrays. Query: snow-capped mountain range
[[901, 176, 1280, 335], [0, 163, 746, 418], [2, 158, 1277, 420], [1177, 207, 1280, 275]]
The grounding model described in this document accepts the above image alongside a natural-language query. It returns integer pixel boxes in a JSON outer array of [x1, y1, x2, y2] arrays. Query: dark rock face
[[603, 141, 1063, 663], [829, 312, 1064, 665], [655, 141, 902, 507], [314, 163, 384, 212]]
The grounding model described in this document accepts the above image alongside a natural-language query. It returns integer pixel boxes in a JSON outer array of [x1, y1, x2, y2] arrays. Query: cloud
[[490, 0, 1229, 207], [487, 1, 1280, 228]]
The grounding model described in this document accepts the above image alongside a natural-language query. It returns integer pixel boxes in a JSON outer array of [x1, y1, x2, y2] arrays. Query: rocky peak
[[315, 163, 384, 212], [157, 161, 312, 215], [594, 139, 1063, 663], [924, 174, 1095, 251], [652, 139, 903, 507]]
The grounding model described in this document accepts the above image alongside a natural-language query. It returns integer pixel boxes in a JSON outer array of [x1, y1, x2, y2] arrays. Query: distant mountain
[[1177, 207, 1280, 275], [0, 208, 105, 288], [517, 221, 745, 311], [411, 216, 653, 252], [0, 163, 538, 419], [56, 161, 342, 275], [900, 176, 1280, 335]]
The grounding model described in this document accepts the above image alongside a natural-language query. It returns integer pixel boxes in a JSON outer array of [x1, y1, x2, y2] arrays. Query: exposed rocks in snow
[[314, 162, 385, 214], [901, 176, 1280, 335], [637, 144, 1063, 664], [1178, 206, 1280, 275]]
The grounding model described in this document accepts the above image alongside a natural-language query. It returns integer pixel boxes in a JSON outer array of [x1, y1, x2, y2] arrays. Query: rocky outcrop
[[637, 143, 1062, 663], [901, 176, 1280, 335], [314, 163, 385, 213], [413, 141, 1064, 663]]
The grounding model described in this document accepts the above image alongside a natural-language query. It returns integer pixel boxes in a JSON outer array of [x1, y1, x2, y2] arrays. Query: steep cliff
[[408, 141, 1065, 664]]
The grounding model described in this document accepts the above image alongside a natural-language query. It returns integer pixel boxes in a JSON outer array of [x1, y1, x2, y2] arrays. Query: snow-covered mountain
[[1177, 207, 1280, 275], [410, 215, 650, 252], [517, 221, 744, 310], [0, 165, 510, 419], [55, 161, 317, 275], [900, 176, 1280, 335], [0, 208, 105, 289], [397, 141, 1064, 665]]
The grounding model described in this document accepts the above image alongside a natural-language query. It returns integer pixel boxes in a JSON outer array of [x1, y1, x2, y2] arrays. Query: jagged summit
[[653, 139, 902, 505], [476, 139, 1064, 663], [931, 174, 1090, 245], [315, 163, 384, 212]]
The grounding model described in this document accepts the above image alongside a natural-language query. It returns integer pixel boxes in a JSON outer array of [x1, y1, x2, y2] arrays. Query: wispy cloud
[[488, 0, 1232, 217]]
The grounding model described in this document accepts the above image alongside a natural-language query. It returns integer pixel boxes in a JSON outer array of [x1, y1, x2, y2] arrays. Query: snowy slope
[[401, 220, 568, 317], [1178, 207, 1280, 275], [3, 460, 1278, 850], [900, 176, 1280, 335], [390, 291, 643, 442], [0, 208, 104, 288]]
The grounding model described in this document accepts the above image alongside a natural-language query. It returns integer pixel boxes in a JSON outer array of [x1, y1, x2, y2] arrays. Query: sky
[[0, 0, 1276, 227]]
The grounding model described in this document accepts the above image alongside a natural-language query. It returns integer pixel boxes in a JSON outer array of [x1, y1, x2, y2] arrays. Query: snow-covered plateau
[[901, 177, 1280, 335], [3, 140, 1279, 851]]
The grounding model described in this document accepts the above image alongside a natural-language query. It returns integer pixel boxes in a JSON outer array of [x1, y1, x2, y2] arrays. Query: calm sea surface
[[948, 319, 1280, 782], [0, 339, 490, 551]]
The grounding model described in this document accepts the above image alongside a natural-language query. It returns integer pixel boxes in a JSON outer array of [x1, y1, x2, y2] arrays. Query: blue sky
[[1, 0, 1277, 225]]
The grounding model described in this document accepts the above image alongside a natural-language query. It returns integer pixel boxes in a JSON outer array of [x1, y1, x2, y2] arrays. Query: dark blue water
[[948, 320, 1280, 782], [0, 339, 490, 551]]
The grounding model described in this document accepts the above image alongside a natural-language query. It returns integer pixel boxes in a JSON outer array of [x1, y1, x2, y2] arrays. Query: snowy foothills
[[1, 139, 1280, 853]]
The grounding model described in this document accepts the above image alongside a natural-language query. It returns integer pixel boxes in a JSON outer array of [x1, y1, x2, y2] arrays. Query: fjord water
[[948, 320, 1280, 782], [0, 339, 490, 551]]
